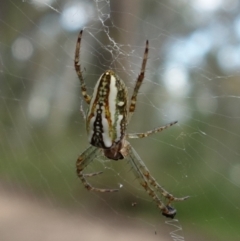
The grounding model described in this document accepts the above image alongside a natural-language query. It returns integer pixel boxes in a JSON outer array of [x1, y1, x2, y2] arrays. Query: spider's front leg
[[74, 30, 91, 105], [76, 145, 119, 192]]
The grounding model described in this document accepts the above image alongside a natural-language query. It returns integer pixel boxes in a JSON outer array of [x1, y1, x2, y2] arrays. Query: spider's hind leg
[[76, 145, 119, 192], [122, 140, 188, 218], [123, 141, 175, 218], [83, 171, 103, 177], [143, 170, 190, 203]]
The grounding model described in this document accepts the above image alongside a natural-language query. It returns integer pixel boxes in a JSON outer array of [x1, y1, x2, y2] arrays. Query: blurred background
[[1, 0, 240, 240]]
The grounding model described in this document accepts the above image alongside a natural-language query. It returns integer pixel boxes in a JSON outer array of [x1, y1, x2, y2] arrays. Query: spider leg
[[127, 121, 178, 139], [143, 169, 189, 204], [128, 40, 149, 122], [123, 141, 177, 218], [76, 145, 119, 192], [83, 171, 103, 177], [74, 30, 91, 104], [80, 99, 86, 120]]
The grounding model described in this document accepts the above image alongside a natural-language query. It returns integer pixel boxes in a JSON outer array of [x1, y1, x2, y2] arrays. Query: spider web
[[1, 0, 240, 240]]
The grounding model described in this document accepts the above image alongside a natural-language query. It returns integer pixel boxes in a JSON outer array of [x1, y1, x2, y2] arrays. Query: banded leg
[[127, 121, 178, 139], [80, 100, 86, 120], [74, 30, 91, 104], [143, 169, 189, 204], [127, 142, 189, 203], [123, 141, 177, 218], [76, 145, 118, 192], [128, 40, 149, 122]]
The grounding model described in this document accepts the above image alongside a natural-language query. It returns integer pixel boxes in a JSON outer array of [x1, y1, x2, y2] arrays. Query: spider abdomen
[[86, 70, 128, 149]]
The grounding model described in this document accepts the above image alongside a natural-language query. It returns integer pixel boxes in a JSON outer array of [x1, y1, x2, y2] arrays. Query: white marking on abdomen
[[116, 114, 123, 142], [108, 75, 117, 131], [87, 73, 104, 119], [101, 107, 112, 147]]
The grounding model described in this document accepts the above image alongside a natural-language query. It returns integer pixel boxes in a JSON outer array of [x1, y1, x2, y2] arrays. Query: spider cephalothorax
[[74, 30, 189, 218]]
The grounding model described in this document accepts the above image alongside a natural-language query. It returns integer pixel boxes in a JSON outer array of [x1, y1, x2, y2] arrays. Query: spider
[[75, 30, 189, 218]]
